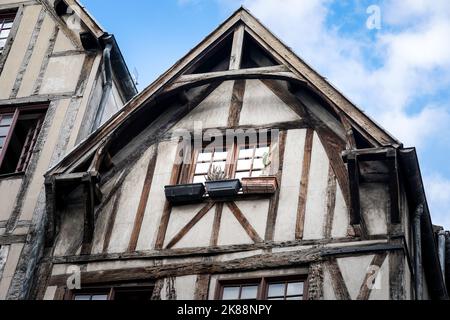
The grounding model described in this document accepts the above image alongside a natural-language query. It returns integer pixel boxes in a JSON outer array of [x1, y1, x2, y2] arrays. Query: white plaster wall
[[107, 146, 155, 253], [239, 80, 301, 126], [135, 140, 179, 250], [0, 178, 21, 221], [360, 183, 388, 236], [16, 13, 55, 97], [163, 203, 213, 249], [0, 243, 23, 299], [217, 204, 252, 246], [331, 184, 349, 238], [0, 5, 42, 99], [39, 54, 85, 94], [20, 99, 70, 221], [172, 81, 233, 131], [303, 132, 330, 240], [323, 267, 337, 300], [273, 129, 306, 241], [337, 255, 374, 300]]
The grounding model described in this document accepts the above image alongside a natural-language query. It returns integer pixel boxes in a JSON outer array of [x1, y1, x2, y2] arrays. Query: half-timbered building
[[0, 0, 136, 299], [3, 5, 449, 300]]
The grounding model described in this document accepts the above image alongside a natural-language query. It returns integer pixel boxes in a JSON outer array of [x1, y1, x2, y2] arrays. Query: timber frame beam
[[342, 147, 402, 224]]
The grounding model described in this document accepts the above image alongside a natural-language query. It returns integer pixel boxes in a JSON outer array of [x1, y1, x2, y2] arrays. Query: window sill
[[165, 177, 278, 206], [0, 171, 25, 180]]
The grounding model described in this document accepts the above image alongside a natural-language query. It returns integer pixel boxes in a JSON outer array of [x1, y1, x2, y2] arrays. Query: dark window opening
[[0, 106, 47, 175], [0, 11, 16, 55], [70, 284, 154, 301]]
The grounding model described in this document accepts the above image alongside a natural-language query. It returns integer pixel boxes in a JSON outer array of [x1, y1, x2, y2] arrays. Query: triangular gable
[[47, 7, 401, 176]]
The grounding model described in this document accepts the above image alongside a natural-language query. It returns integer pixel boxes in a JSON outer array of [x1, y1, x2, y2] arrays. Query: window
[[182, 134, 274, 184], [0, 106, 47, 175], [192, 145, 229, 184], [218, 276, 306, 300], [234, 143, 270, 180], [70, 284, 154, 301], [0, 11, 16, 55]]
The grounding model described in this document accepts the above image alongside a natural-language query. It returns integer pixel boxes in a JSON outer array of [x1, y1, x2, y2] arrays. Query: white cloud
[[213, 0, 450, 227], [424, 174, 450, 228]]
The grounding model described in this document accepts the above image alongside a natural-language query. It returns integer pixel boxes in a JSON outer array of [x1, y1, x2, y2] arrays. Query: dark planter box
[[205, 179, 241, 199], [165, 183, 205, 205]]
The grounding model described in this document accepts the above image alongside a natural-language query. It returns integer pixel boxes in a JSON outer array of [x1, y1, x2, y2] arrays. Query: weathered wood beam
[[127, 146, 159, 252], [210, 202, 223, 246], [49, 242, 401, 286], [347, 153, 361, 226], [229, 24, 245, 70], [387, 149, 401, 224], [342, 147, 394, 163], [0, 234, 27, 245], [164, 65, 305, 92], [265, 130, 287, 241], [166, 202, 215, 249], [52, 237, 390, 264], [227, 79, 246, 127], [356, 252, 388, 300], [323, 165, 337, 239], [296, 129, 314, 239], [226, 202, 263, 243], [327, 258, 351, 300]]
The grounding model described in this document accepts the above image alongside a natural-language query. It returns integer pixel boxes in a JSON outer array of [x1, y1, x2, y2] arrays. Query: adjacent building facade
[[0, 0, 136, 299], [0, 1, 448, 300]]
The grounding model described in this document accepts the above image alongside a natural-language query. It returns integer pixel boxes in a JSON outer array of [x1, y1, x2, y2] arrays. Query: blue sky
[[81, 0, 450, 229]]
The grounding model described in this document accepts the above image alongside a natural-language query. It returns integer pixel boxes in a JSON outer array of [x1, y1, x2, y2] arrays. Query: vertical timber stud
[[229, 24, 245, 70], [155, 142, 183, 249], [228, 24, 246, 127], [194, 274, 211, 300], [44, 176, 57, 247], [81, 173, 96, 255], [296, 128, 314, 239], [265, 130, 287, 241], [347, 153, 363, 233], [128, 146, 159, 252], [386, 149, 401, 224]]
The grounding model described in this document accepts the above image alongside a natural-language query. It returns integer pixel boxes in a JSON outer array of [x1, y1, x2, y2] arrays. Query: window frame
[[0, 10, 17, 55], [0, 104, 47, 175], [216, 275, 308, 300], [179, 134, 274, 185], [65, 282, 155, 301]]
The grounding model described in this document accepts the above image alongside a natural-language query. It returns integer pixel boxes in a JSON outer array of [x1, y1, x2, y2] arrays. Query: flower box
[[241, 176, 278, 194], [205, 179, 241, 199], [164, 183, 205, 205]]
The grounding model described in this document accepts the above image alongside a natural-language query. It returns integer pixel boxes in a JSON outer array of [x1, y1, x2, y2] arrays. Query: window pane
[[0, 137, 4, 148], [286, 296, 302, 300], [253, 158, 264, 170], [287, 282, 304, 296], [0, 114, 13, 125], [267, 297, 284, 300], [255, 146, 270, 157], [91, 295, 108, 300], [235, 171, 250, 180], [222, 287, 240, 300], [238, 148, 254, 159], [241, 285, 258, 300], [268, 283, 285, 298], [193, 175, 206, 184], [0, 38, 6, 49], [237, 159, 251, 171], [0, 126, 10, 136], [74, 295, 92, 301], [211, 160, 226, 171], [250, 170, 262, 178], [197, 152, 212, 162], [214, 151, 228, 161], [3, 21, 13, 29], [0, 29, 9, 38], [195, 162, 210, 174]]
